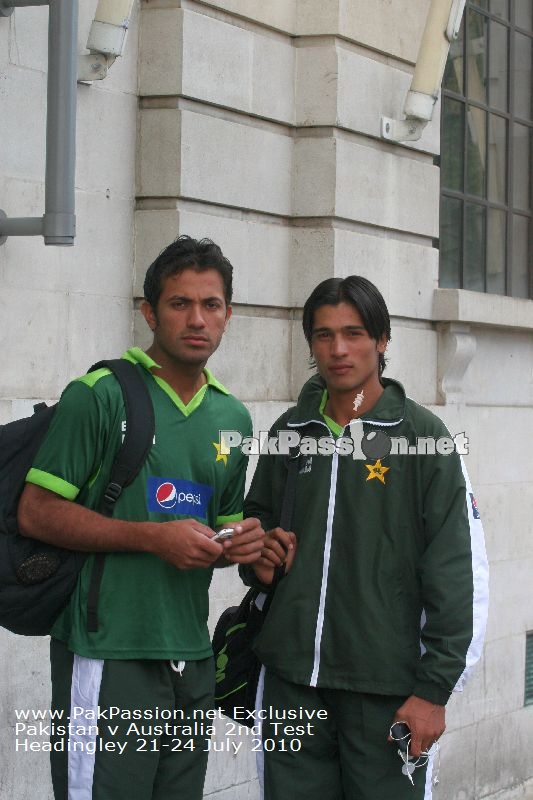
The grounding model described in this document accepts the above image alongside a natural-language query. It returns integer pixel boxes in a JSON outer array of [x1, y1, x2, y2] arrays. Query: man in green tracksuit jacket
[[242, 275, 489, 800]]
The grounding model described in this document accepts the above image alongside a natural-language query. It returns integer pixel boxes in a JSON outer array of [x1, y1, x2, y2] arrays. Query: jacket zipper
[[310, 448, 340, 686]]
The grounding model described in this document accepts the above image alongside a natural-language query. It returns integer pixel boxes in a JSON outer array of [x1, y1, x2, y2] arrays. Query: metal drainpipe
[[0, 0, 78, 246]]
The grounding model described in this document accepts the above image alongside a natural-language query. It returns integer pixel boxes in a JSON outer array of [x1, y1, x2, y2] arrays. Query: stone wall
[[0, 1, 532, 798]]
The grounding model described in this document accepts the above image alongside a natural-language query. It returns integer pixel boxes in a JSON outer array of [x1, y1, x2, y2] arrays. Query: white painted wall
[[1, 1, 532, 799], [0, 1, 138, 422], [0, 3, 139, 799]]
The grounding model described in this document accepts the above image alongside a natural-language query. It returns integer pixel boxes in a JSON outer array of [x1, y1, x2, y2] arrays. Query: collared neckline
[[122, 347, 230, 416]]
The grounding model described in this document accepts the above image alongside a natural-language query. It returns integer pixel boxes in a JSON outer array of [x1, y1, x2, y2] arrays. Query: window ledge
[[433, 288, 533, 331]]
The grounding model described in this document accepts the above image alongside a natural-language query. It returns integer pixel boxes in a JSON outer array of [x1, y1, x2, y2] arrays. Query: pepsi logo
[[156, 482, 178, 510], [147, 477, 214, 516]]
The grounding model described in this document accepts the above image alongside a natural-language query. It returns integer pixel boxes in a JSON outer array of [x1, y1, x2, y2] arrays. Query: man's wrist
[[411, 681, 450, 706]]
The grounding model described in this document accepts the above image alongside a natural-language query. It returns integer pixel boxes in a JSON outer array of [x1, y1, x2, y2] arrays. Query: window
[[440, 0, 532, 298]]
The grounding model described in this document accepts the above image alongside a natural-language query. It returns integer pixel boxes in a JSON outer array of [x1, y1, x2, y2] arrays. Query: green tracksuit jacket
[[242, 376, 488, 706]]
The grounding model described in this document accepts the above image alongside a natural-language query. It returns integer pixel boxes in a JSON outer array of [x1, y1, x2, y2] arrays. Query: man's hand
[[390, 695, 446, 758], [150, 519, 224, 569], [216, 517, 265, 565], [252, 527, 296, 585]]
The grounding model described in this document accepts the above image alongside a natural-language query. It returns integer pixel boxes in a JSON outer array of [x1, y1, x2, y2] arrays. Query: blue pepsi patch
[[147, 477, 214, 518], [469, 492, 480, 520]]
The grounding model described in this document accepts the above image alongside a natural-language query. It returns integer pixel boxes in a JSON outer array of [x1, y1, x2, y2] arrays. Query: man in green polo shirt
[[18, 235, 264, 800]]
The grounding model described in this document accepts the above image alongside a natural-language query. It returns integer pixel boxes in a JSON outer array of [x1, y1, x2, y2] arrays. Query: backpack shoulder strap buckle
[[103, 481, 122, 508]]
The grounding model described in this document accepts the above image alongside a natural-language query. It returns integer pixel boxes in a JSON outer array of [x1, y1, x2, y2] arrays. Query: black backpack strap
[[86, 358, 155, 633], [91, 359, 156, 516]]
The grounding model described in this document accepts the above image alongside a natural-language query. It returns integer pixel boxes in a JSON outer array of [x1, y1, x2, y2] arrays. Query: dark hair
[[302, 276, 391, 376], [143, 235, 233, 309]]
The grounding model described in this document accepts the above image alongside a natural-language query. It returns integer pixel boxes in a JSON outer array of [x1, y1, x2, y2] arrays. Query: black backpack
[[0, 359, 155, 636]]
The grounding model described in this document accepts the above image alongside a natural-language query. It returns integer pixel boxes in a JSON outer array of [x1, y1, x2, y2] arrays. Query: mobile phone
[[390, 722, 411, 755], [213, 527, 234, 541]]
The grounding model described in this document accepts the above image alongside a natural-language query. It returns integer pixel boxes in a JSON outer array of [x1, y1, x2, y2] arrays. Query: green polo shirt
[[26, 348, 252, 660]]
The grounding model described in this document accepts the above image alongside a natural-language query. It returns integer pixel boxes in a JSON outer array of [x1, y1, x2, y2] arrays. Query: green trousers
[[261, 669, 431, 800], [50, 639, 215, 800]]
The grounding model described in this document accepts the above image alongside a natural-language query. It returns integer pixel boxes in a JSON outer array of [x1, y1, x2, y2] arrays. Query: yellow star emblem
[[365, 459, 390, 484], [213, 437, 228, 467]]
